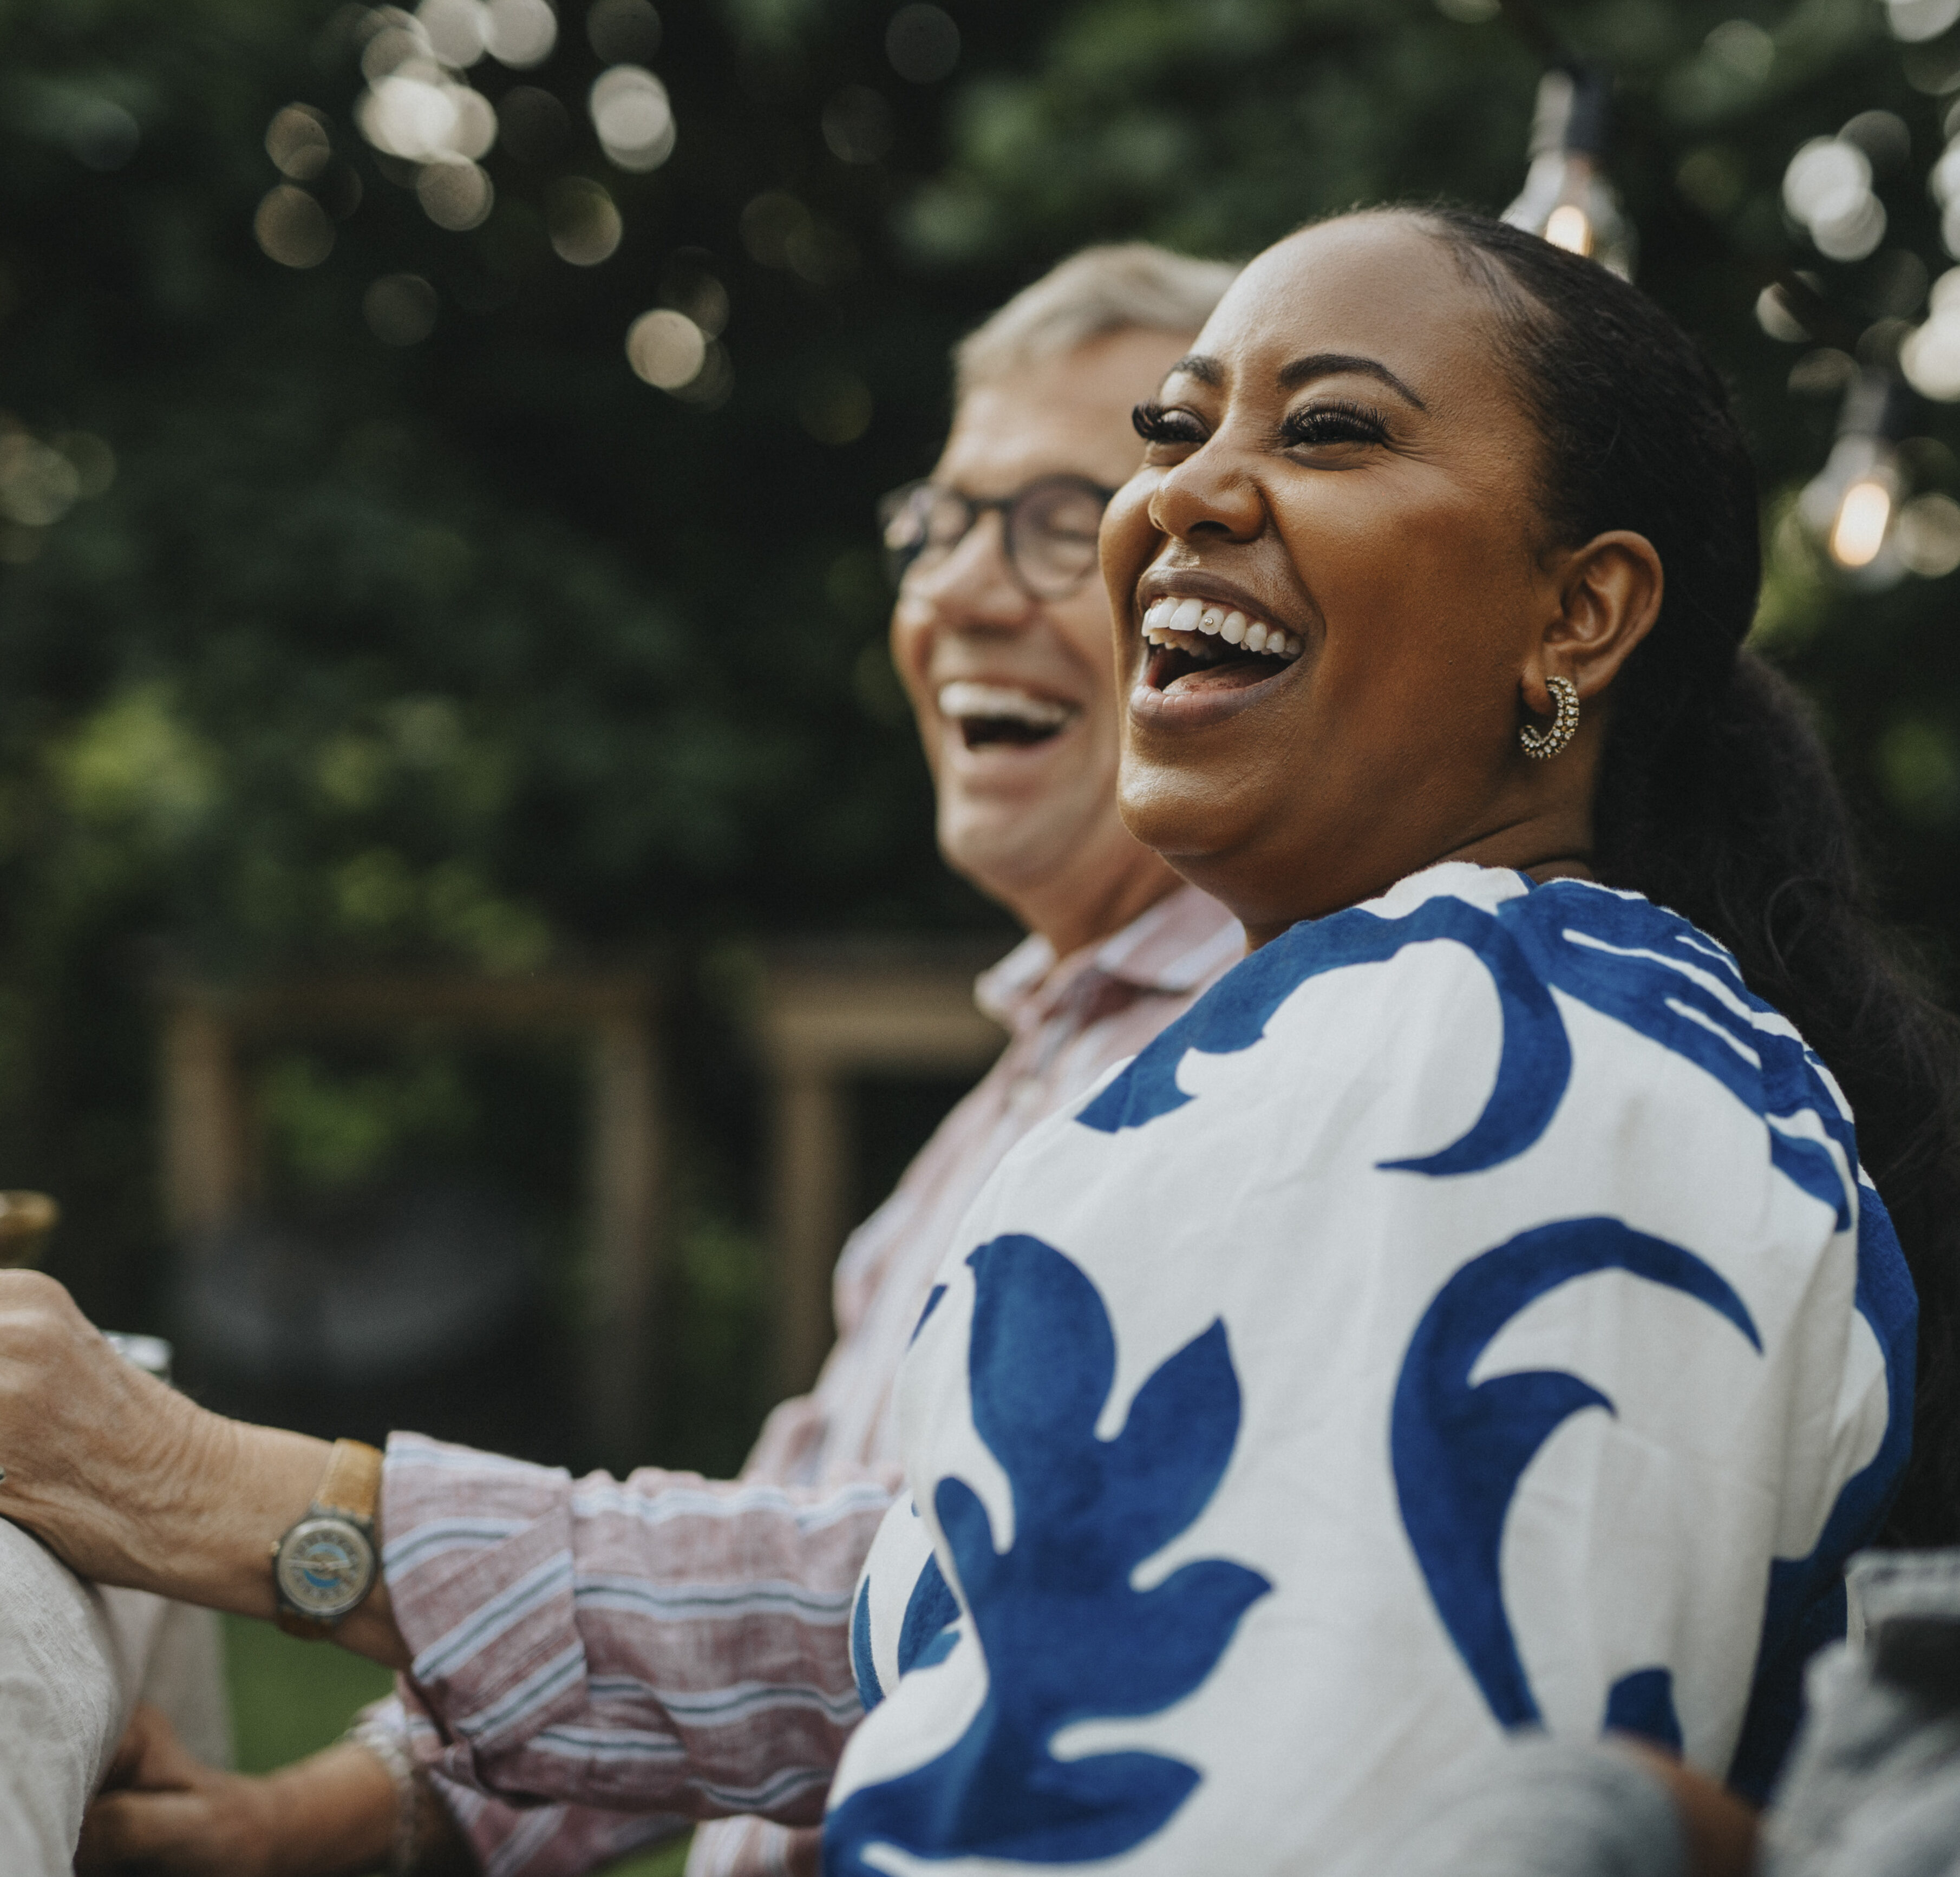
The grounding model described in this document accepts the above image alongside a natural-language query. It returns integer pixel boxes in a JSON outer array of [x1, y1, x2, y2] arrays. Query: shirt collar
[[974, 884, 1243, 1030]]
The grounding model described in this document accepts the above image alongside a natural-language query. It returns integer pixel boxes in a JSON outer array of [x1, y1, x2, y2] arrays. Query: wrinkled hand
[[77, 1705, 280, 1877], [0, 1271, 219, 1590], [0, 1272, 363, 1640]]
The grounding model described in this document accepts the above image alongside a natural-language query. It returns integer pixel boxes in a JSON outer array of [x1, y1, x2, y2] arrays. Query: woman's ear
[[1524, 529, 1664, 712]]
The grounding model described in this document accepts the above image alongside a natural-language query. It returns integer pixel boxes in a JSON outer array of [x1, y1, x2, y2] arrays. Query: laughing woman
[[2, 209, 1958, 1877], [826, 210, 1959, 1874]]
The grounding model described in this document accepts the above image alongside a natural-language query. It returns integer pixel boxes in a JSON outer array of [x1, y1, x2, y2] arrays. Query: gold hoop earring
[[1519, 675, 1580, 761]]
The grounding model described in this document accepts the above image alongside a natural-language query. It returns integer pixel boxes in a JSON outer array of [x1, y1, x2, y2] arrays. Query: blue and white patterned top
[[824, 863, 1916, 1876]]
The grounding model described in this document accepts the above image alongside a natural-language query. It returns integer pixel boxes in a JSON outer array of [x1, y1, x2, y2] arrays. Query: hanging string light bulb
[[1800, 368, 1914, 583], [1502, 63, 1636, 278]]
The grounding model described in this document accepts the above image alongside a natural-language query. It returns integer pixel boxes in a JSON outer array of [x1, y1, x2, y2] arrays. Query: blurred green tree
[[2, 0, 1957, 1461]]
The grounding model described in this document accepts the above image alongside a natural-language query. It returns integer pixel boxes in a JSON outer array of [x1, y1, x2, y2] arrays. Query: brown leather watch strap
[[315, 1438, 384, 1522]]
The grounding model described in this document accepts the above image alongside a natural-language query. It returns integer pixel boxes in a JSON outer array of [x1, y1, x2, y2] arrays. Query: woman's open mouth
[[1139, 596, 1302, 695]]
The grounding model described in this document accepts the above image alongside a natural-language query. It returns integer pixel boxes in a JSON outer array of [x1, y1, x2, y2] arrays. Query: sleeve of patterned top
[[381, 1432, 901, 1822]]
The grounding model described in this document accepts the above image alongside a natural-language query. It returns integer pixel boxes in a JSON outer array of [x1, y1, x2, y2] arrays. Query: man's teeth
[[1139, 597, 1301, 661], [937, 681, 1074, 727]]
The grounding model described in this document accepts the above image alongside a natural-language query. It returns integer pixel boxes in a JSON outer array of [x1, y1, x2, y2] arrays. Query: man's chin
[[938, 800, 1092, 907]]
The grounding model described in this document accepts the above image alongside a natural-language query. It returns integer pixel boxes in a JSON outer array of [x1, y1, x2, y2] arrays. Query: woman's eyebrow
[[1278, 352, 1427, 411], [1165, 354, 1223, 386]]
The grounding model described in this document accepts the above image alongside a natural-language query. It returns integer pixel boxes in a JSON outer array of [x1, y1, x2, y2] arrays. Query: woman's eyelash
[[1132, 401, 1206, 445], [1282, 400, 1388, 446]]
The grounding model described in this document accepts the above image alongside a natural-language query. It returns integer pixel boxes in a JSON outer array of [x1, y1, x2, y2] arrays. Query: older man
[[36, 244, 1242, 1877]]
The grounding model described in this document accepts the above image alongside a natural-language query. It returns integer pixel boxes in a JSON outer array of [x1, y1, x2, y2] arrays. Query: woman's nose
[[1147, 442, 1264, 545]]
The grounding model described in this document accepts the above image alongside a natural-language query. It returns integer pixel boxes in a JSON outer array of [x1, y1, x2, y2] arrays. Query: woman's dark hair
[[1408, 204, 1960, 1547]]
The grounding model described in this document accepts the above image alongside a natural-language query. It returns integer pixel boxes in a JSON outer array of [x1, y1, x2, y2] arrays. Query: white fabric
[[0, 1519, 231, 1874], [828, 864, 1913, 1876]]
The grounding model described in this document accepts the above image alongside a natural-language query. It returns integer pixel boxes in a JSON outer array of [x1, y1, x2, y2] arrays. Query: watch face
[[275, 1515, 377, 1621]]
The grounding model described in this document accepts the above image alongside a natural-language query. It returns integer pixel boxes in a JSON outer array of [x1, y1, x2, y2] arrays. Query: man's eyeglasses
[[877, 474, 1116, 601]]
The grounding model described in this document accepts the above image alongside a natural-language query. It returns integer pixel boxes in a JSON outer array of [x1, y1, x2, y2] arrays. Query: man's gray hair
[[953, 243, 1239, 397]]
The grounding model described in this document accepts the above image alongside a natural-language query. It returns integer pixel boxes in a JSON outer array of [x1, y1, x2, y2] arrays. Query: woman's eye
[[1283, 402, 1388, 448], [1132, 402, 1207, 447]]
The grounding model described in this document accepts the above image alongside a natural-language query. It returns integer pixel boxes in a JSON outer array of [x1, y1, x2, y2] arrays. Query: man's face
[[891, 328, 1195, 931]]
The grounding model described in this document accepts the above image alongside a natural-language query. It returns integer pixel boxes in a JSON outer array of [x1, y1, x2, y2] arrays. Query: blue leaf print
[[825, 1235, 1270, 1874], [1391, 1217, 1760, 1744], [1079, 877, 1857, 1225]]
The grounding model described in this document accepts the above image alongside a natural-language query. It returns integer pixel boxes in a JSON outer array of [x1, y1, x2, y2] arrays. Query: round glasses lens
[[880, 485, 975, 585], [1010, 479, 1107, 596]]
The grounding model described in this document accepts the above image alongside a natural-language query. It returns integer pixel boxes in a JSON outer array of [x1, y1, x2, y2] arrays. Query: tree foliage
[[2, 0, 1957, 1451]]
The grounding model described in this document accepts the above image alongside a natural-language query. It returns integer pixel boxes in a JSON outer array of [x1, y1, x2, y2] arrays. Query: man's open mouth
[[938, 681, 1079, 750], [1140, 596, 1302, 695]]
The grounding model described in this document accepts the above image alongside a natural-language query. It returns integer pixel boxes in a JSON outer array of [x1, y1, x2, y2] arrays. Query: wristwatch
[[271, 1438, 384, 1640]]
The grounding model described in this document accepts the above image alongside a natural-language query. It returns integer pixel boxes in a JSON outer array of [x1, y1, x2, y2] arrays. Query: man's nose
[[906, 511, 1034, 629]]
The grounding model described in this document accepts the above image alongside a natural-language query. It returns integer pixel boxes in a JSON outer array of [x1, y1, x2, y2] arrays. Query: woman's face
[[1103, 214, 1628, 943]]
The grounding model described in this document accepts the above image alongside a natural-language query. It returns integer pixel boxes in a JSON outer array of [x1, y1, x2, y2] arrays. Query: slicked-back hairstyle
[[1399, 204, 1960, 1551], [953, 244, 1240, 397]]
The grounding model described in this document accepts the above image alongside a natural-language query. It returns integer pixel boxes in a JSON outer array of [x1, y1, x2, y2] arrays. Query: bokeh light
[[1755, 282, 1812, 343], [797, 370, 873, 445], [266, 104, 332, 180], [254, 185, 336, 267], [496, 86, 570, 165], [661, 251, 729, 337], [886, 4, 959, 83], [484, 0, 557, 68], [822, 87, 893, 165], [0, 429, 81, 527], [1903, 270, 1960, 398], [1888, 0, 1960, 43], [1897, 492, 1960, 575], [416, 156, 494, 230], [1831, 478, 1896, 568], [590, 65, 675, 172], [626, 309, 706, 389], [364, 273, 440, 344], [0, 421, 115, 563], [740, 191, 807, 267], [587, 0, 662, 64], [546, 176, 623, 265], [415, 0, 488, 68], [1783, 134, 1886, 263]]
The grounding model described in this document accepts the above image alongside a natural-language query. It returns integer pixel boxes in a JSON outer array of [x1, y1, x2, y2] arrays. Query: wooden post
[[585, 1009, 664, 1464], [769, 1061, 852, 1399], [159, 998, 248, 1257], [755, 948, 1007, 1403]]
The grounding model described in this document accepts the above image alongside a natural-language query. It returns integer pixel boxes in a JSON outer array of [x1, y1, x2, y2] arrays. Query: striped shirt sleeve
[[382, 1431, 899, 1823]]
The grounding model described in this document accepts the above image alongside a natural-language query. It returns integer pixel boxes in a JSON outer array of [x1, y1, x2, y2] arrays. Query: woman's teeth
[[1139, 597, 1301, 662]]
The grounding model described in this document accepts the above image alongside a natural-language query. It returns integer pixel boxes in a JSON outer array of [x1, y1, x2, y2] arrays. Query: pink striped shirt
[[382, 887, 1243, 1877]]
